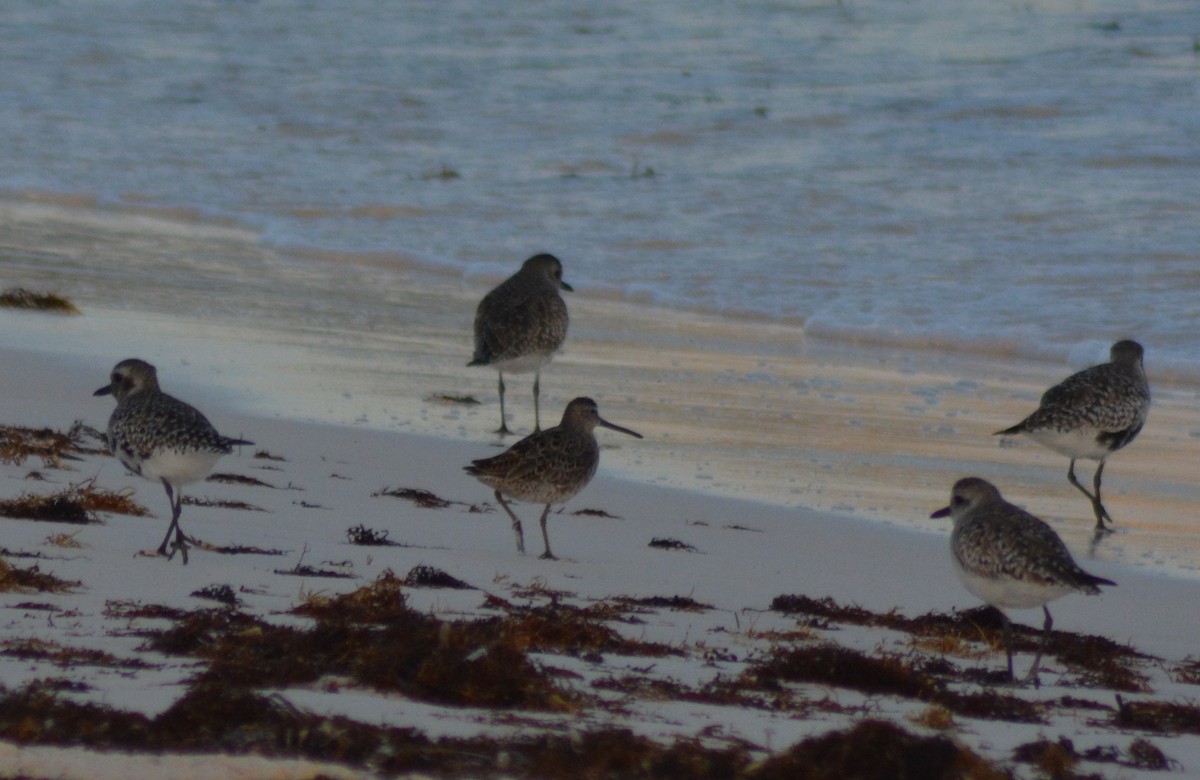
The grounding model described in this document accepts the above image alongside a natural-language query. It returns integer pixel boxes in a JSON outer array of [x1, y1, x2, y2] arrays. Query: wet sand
[[1, 197, 1197, 578]]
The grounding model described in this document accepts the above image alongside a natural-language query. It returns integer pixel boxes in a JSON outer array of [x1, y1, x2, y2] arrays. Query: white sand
[[2, 200, 1199, 775], [3, 196, 1195, 579], [2, 312, 1200, 776]]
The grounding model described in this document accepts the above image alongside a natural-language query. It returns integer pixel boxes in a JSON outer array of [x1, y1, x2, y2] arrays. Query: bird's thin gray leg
[[1001, 611, 1015, 684], [1091, 460, 1113, 530], [174, 507, 190, 566], [532, 370, 542, 433], [496, 372, 511, 435], [537, 504, 556, 560], [1066, 459, 1093, 501], [1024, 606, 1053, 688], [1068, 459, 1113, 530], [494, 490, 525, 554], [158, 481, 180, 557], [158, 481, 190, 565]]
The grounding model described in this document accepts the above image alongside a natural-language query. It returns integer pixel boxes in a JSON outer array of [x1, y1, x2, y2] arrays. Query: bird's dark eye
[[952, 495, 966, 506]]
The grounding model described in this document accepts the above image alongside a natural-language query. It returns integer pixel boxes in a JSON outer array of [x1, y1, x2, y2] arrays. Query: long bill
[[598, 417, 643, 439]]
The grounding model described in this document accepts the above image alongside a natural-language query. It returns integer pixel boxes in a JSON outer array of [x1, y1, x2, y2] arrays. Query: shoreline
[[1, 196, 1198, 581], [2, 294, 1197, 584], [10, 191, 1200, 382], [1, 346, 1194, 643], [4, 323, 1200, 778]]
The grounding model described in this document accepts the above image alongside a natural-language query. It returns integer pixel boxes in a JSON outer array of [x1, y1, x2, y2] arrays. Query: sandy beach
[[3, 0, 1200, 774], [3, 196, 1196, 577], [3, 223, 1200, 775]]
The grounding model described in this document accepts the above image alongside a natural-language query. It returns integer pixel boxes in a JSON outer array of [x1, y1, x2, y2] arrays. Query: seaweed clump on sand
[[0, 678, 1015, 779], [139, 570, 572, 710], [0, 421, 102, 468], [1013, 734, 1174, 775], [648, 537, 698, 552], [183, 496, 265, 512], [372, 486, 458, 509], [190, 583, 240, 606], [1040, 631, 1151, 693], [0, 678, 433, 768], [0, 578, 1027, 778], [0, 559, 79, 593], [132, 570, 685, 715], [0, 682, 718, 776], [753, 720, 1010, 780], [0, 638, 149, 671], [513, 730, 749, 780], [770, 595, 1150, 693], [747, 641, 1042, 724], [346, 524, 408, 547], [205, 472, 276, 488], [1113, 694, 1200, 736], [403, 564, 473, 589], [0, 288, 80, 314], [0, 478, 149, 524], [617, 595, 714, 612]]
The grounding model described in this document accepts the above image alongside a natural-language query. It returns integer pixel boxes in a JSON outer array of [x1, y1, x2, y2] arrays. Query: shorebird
[[95, 358, 253, 564], [469, 253, 572, 435], [932, 477, 1116, 686], [464, 397, 641, 559], [995, 340, 1149, 531]]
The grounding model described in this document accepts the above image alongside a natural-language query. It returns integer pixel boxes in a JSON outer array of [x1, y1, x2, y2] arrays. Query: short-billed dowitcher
[[995, 339, 1149, 530], [95, 358, 253, 564], [469, 253, 571, 434], [932, 476, 1115, 686], [464, 396, 641, 559]]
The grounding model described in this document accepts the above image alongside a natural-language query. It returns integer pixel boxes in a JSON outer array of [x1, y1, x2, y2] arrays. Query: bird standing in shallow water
[[995, 339, 1149, 531], [469, 253, 572, 435], [464, 397, 642, 559], [932, 477, 1115, 686], [95, 358, 253, 564]]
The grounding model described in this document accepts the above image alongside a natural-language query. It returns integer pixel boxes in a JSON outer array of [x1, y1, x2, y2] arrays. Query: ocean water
[[2, 0, 1199, 374], [4, 0, 1200, 583]]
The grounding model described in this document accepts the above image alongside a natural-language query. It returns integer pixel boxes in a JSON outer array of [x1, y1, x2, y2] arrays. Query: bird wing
[[110, 393, 231, 455], [468, 431, 548, 480], [1030, 366, 1146, 433], [955, 506, 1085, 588], [473, 285, 567, 364]]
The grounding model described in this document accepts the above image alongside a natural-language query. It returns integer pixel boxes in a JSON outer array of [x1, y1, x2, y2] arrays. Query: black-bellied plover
[[464, 397, 641, 559], [995, 339, 1149, 531], [469, 253, 572, 435], [95, 358, 253, 564], [932, 477, 1116, 686]]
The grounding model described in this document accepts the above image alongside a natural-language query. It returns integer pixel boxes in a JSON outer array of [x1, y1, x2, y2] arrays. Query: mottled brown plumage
[[995, 340, 1149, 530], [95, 358, 253, 564], [932, 477, 1115, 685], [469, 253, 571, 434], [465, 397, 641, 559]]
